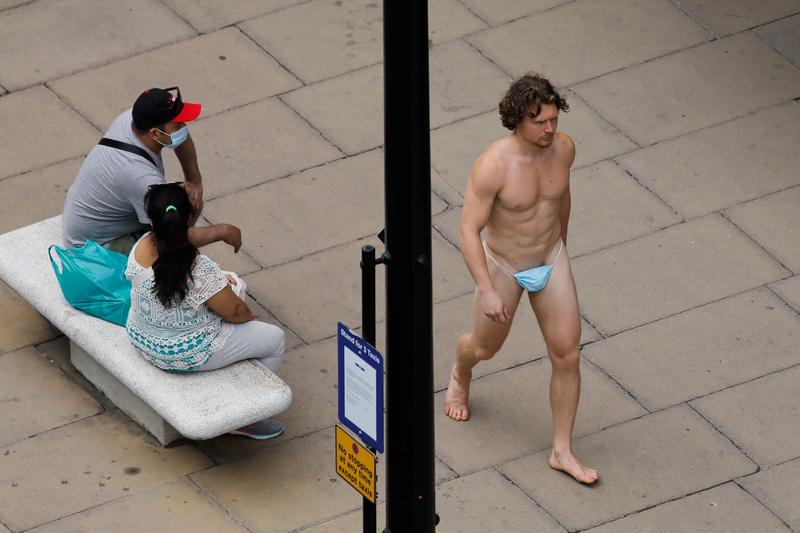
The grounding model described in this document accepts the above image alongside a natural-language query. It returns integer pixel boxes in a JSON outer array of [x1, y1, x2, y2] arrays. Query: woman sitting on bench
[[125, 182, 286, 440]]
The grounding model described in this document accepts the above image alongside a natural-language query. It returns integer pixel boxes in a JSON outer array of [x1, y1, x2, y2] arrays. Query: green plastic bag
[[48, 241, 131, 326]]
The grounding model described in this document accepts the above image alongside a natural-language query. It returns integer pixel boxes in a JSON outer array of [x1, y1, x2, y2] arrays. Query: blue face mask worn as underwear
[[485, 240, 564, 292], [155, 125, 189, 149]]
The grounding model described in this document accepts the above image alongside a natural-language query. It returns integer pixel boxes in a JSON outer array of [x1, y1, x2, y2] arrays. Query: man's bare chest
[[495, 163, 569, 212]]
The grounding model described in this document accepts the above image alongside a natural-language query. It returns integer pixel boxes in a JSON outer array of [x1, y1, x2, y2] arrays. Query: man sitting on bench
[[62, 86, 241, 255]]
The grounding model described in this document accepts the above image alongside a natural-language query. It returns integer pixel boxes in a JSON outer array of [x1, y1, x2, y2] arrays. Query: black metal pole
[[360, 245, 377, 533], [382, 1, 436, 532]]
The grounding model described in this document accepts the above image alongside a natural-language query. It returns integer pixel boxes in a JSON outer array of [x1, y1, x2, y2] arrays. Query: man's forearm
[[559, 191, 571, 247], [460, 231, 495, 293], [175, 135, 202, 184]]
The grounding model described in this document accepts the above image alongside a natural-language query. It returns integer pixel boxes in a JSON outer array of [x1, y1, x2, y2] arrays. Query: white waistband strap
[[483, 239, 564, 277], [551, 240, 564, 267], [483, 241, 518, 278]]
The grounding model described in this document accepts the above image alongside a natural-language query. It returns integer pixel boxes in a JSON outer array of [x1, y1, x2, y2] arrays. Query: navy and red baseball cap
[[132, 86, 202, 130]]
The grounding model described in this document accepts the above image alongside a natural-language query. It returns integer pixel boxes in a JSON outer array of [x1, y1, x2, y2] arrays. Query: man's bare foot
[[548, 449, 599, 485], [444, 364, 472, 421]]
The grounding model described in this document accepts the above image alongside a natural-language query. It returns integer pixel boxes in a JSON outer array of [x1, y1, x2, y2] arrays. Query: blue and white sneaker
[[229, 419, 285, 440]]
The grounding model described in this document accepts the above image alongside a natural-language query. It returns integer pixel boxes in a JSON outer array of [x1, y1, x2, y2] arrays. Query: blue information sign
[[338, 322, 384, 453]]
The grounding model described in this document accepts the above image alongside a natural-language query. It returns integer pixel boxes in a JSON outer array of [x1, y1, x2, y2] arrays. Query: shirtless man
[[444, 73, 598, 484]]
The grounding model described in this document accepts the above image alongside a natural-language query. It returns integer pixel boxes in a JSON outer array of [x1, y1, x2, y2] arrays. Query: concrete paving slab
[[725, 186, 800, 273], [690, 364, 800, 466], [281, 63, 383, 155], [618, 101, 800, 218], [163, 97, 341, 199], [0, 281, 58, 355], [0, 0, 196, 91], [573, 214, 789, 335], [191, 429, 361, 533], [434, 357, 646, 475], [163, 0, 302, 33], [0, 158, 82, 235], [301, 507, 382, 533], [240, 0, 383, 84], [770, 275, 800, 313], [244, 233, 473, 342], [575, 32, 800, 146], [50, 28, 301, 130], [432, 206, 462, 247], [421, 290, 601, 392], [431, 112, 505, 203], [568, 161, 680, 257], [28, 477, 247, 533], [35, 336, 116, 412], [244, 0, 484, 84], [583, 288, 800, 411], [0, 522, 8, 533], [243, 234, 379, 343], [739, 458, 800, 531], [0, 346, 101, 448], [304, 467, 564, 532], [756, 14, 800, 66], [195, 219, 263, 277], [428, 0, 488, 43], [430, 166, 464, 208], [675, 0, 800, 36], [204, 149, 445, 268], [584, 482, 790, 533], [467, 0, 708, 86], [428, 40, 510, 129], [0, 86, 98, 181], [246, 296, 305, 351], [0, 411, 211, 532], [283, 40, 508, 155], [0, 0, 29, 11], [563, 91, 639, 170], [462, 0, 573, 25], [499, 405, 756, 531], [432, 469, 567, 533]]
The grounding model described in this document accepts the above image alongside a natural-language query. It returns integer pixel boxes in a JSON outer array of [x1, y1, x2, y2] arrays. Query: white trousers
[[193, 273, 285, 373]]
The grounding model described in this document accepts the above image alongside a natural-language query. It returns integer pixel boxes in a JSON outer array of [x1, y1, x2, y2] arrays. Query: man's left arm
[[559, 134, 576, 247], [175, 133, 203, 220]]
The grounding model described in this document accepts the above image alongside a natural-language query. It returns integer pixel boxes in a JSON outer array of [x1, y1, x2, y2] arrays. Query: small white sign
[[343, 346, 378, 439]]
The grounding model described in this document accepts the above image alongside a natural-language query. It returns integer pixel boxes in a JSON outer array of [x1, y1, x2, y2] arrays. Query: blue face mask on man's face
[[155, 125, 189, 149]]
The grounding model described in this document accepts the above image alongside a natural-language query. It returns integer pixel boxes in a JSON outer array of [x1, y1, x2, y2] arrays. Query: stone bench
[[0, 216, 292, 445]]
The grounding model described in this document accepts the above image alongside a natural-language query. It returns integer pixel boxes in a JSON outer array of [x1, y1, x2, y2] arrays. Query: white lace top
[[125, 234, 234, 372]]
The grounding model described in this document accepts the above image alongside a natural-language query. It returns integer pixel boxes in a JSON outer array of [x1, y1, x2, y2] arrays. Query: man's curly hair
[[499, 73, 569, 131]]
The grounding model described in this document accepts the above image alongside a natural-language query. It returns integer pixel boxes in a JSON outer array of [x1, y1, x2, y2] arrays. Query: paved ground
[[1, 0, 799, 531]]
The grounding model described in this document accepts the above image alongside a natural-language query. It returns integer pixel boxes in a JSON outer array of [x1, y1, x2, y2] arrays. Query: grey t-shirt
[[62, 109, 165, 247]]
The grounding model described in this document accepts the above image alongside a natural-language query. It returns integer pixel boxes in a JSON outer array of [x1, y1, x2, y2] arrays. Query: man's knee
[[473, 340, 501, 361], [459, 332, 500, 361], [548, 342, 580, 372]]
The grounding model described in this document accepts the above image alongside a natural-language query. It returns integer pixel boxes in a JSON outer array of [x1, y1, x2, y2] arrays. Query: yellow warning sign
[[335, 425, 376, 502]]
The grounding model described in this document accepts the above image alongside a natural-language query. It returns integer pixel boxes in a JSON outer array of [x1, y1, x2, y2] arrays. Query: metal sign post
[[361, 244, 381, 532], [382, 1, 437, 531]]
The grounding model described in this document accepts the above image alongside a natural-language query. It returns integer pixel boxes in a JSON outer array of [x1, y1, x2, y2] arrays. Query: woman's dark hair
[[143, 183, 197, 308], [499, 73, 569, 131]]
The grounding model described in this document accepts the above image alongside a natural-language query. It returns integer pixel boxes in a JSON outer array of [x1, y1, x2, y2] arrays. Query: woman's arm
[[205, 285, 254, 323]]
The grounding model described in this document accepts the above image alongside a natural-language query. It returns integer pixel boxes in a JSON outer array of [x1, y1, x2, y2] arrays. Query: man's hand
[[184, 180, 204, 217], [222, 224, 242, 253], [479, 287, 509, 322]]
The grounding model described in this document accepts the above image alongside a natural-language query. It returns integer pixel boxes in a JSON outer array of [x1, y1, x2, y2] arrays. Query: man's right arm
[[459, 154, 509, 322]]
